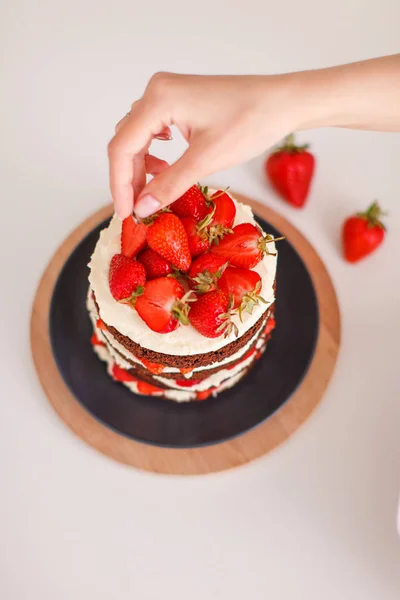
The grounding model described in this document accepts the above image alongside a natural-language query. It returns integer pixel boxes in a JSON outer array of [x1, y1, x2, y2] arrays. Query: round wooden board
[[30, 194, 340, 474]]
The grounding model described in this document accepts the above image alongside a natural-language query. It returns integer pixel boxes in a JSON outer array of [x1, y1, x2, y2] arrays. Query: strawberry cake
[[87, 186, 279, 402]]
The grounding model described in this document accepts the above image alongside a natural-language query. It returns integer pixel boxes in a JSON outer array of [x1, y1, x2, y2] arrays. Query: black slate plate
[[50, 215, 319, 448]]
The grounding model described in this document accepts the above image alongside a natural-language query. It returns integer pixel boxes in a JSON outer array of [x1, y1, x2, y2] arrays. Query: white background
[[1, 0, 400, 598]]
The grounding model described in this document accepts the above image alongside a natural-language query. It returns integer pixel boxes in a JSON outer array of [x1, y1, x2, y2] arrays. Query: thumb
[[134, 147, 209, 218]]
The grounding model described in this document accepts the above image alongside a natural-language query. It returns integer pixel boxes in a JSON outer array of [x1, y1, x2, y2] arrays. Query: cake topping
[[211, 223, 283, 269], [137, 248, 174, 279], [218, 266, 266, 320], [181, 217, 210, 258], [189, 254, 228, 293], [108, 254, 146, 302], [189, 290, 238, 339], [170, 184, 209, 222], [146, 212, 191, 272], [135, 277, 195, 334], [198, 189, 236, 243], [121, 215, 147, 258]]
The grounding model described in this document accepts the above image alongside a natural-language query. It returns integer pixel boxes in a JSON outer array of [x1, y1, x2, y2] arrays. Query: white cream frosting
[[87, 289, 269, 375], [88, 191, 277, 356]]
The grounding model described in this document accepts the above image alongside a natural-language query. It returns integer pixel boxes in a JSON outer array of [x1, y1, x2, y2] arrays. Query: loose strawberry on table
[[211, 223, 282, 269], [135, 276, 194, 334], [265, 134, 315, 208], [147, 212, 191, 272], [121, 215, 147, 258], [342, 201, 386, 263], [189, 254, 228, 293], [189, 289, 238, 339], [137, 248, 174, 279], [108, 253, 146, 302]]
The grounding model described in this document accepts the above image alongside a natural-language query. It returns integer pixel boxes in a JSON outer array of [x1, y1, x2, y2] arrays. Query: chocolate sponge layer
[[94, 293, 274, 369]]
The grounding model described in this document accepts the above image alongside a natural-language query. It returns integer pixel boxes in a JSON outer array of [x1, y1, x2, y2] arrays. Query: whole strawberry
[[342, 201, 386, 263], [189, 290, 238, 339], [265, 134, 315, 208], [121, 215, 147, 258], [211, 223, 283, 269], [108, 254, 146, 301], [137, 248, 174, 279], [147, 212, 191, 272], [181, 217, 210, 258], [135, 277, 194, 334], [170, 184, 209, 222], [218, 266, 266, 320], [189, 254, 228, 293]]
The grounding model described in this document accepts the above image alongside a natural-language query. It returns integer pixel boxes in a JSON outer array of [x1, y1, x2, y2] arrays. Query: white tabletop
[[2, 1, 400, 598]]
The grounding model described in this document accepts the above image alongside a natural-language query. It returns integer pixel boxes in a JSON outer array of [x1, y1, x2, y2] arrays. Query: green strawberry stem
[[357, 201, 387, 230], [274, 133, 309, 154]]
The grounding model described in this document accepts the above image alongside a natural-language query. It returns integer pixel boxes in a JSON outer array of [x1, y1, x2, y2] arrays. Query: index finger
[[107, 101, 165, 218]]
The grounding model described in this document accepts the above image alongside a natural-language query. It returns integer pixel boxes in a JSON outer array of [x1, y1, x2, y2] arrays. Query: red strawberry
[[208, 190, 236, 229], [218, 266, 266, 319], [189, 254, 228, 293], [175, 379, 201, 387], [91, 332, 105, 347], [179, 367, 193, 375], [109, 254, 146, 301], [112, 364, 136, 382], [264, 317, 276, 336], [140, 357, 165, 375], [181, 217, 210, 258], [137, 380, 163, 395], [147, 213, 191, 271], [211, 223, 282, 269], [196, 389, 214, 400], [121, 215, 147, 257], [137, 248, 174, 279], [96, 318, 107, 331], [189, 290, 237, 338], [342, 201, 386, 263], [170, 185, 209, 221], [135, 277, 193, 334], [265, 134, 315, 208]]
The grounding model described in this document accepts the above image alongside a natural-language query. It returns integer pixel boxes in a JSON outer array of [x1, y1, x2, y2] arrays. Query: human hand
[[108, 73, 299, 219]]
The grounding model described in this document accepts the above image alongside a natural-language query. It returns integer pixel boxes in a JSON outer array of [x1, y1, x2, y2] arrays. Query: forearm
[[284, 54, 400, 132]]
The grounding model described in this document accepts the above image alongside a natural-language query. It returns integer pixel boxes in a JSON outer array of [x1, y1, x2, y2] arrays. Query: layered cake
[[87, 185, 279, 402]]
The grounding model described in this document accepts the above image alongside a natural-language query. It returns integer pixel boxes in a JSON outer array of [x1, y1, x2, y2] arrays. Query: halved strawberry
[[181, 217, 210, 258], [179, 367, 193, 375], [147, 213, 191, 272], [112, 364, 136, 382], [189, 289, 238, 338], [170, 185, 209, 222], [108, 254, 146, 301], [175, 379, 201, 387], [135, 277, 194, 334], [196, 388, 215, 400], [264, 317, 276, 336], [137, 248, 174, 279], [211, 223, 283, 268], [210, 190, 235, 226], [121, 215, 147, 258], [189, 254, 228, 293], [96, 318, 107, 331], [140, 357, 165, 374], [218, 266, 266, 320], [91, 332, 105, 347], [137, 380, 163, 395]]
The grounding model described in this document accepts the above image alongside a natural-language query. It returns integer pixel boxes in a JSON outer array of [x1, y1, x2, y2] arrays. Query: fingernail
[[135, 194, 161, 218]]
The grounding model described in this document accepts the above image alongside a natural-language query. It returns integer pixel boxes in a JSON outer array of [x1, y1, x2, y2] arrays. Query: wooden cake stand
[[31, 193, 340, 475]]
